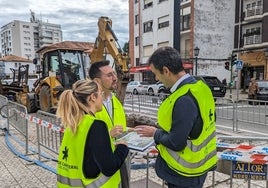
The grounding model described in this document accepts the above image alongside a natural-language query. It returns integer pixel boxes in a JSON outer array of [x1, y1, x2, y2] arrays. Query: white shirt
[[170, 73, 191, 93], [103, 94, 113, 119]]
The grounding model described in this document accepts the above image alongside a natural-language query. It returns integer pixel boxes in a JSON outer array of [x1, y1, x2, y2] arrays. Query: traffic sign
[[236, 60, 243, 70]]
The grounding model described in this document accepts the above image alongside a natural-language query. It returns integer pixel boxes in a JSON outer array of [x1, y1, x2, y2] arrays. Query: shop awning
[[130, 62, 193, 73], [129, 66, 151, 72]]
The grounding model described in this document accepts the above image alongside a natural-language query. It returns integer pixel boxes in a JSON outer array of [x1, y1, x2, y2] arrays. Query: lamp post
[[194, 47, 200, 75]]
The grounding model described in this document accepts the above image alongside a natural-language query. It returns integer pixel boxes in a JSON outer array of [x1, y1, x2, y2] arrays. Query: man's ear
[[162, 66, 169, 75]]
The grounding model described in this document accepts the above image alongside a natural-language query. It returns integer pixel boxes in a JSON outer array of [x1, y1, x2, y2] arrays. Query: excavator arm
[[90, 16, 130, 103]]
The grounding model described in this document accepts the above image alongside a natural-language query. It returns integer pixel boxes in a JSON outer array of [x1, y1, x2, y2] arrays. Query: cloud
[[0, 0, 129, 50]]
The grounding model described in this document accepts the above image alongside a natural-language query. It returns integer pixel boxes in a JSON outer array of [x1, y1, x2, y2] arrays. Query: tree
[[123, 42, 129, 53]]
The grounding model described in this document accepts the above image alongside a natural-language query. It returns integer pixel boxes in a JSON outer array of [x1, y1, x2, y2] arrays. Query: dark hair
[[88, 60, 110, 79], [148, 46, 184, 74]]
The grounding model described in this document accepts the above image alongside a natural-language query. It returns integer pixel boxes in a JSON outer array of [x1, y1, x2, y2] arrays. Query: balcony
[[244, 35, 262, 46], [245, 6, 263, 20]]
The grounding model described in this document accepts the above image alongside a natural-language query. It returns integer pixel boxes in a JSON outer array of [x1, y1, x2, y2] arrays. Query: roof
[[0, 55, 32, 62], [36, 41, 94, 54]]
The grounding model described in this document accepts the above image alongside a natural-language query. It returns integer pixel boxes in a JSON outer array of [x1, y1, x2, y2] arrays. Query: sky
[[0, 0, 129, 49]]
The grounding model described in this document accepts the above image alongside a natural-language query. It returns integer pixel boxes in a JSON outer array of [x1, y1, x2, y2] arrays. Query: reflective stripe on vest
[[166, 130, 216, 169], [57, 174, 113, 188]]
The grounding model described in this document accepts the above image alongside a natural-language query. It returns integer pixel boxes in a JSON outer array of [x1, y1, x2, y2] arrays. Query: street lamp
[[194, 46, 200, 75]]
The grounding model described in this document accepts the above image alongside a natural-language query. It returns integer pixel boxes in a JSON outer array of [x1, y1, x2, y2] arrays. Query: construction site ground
[[0, 118, 267, 188]]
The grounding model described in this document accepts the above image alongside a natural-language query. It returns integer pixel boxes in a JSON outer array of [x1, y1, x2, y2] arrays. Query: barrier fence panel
[[215, 97, 236, 131], [236, 99, 268, 126], [124, 94, 159, 117], [215, 97, 235, 120], [7, 101, 29, 154], [0, 95, 8, 130], [36, 110, 63, 161]]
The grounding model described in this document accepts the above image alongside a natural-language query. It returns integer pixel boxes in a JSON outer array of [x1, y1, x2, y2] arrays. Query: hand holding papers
[[134, 125, 157, 137], [116, 131, 154, 152]]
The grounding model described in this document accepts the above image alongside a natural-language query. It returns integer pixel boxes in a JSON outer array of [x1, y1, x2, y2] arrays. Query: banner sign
[[232, 161, 267, 180]]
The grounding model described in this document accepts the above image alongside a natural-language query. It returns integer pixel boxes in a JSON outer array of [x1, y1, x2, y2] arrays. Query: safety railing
[[7, 101, 29, 154], [36, 110, 63, 161], [0, 95, 8, 129], [236, 99, 268, 126], [0, 94, 63, 174]]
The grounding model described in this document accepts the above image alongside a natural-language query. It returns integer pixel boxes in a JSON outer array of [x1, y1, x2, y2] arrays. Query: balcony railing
[[244, 35, 262, 45], [245, 6, 263, 18]]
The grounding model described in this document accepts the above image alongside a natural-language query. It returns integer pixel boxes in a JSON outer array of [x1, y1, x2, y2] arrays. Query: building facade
[[129, 0, 235, 83], [0, 11, 62, 60], [0, 55, 36, 79], [234, 0, 268, 89]]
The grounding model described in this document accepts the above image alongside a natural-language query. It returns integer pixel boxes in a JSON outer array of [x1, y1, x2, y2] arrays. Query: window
[[135, 37, 140, 46], [135, 15, 139, 24], [158, 15, 169, 29], [22, 25, 29, 29], [246, 1, 262, 9], [158, 42, 169, 48], [143, 45, 153, 57], [181, 14, 190, 31], [159, 0, 167, 3], [143, 21, 153, 33], [135, 0, 139, 3], [136, 58, 140, 66], [244, 27, 261, 36]]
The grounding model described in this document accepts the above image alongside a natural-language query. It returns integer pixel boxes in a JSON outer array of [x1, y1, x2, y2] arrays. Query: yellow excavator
[[90, 16, 130, 103], [0, 16, 129, 113]]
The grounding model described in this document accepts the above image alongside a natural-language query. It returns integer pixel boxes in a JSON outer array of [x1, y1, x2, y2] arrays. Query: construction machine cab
[[40, 50, 85, 88], [29, 41, 93, 113]]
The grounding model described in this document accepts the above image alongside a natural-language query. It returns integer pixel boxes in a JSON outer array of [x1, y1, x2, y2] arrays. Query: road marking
[[217, 124, 268, 136]]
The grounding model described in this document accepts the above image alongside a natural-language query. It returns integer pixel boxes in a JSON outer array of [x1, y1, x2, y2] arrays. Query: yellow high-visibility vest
[[157, 80, 217, 177], [57, 114, 121, 187]]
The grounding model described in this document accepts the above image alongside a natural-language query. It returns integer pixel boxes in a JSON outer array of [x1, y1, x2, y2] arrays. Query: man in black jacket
[[135, 47, 217, 188]]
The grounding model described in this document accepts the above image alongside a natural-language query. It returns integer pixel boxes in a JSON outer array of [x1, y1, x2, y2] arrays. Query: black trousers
[[120, 159, 130, 188], [166, 173, 207, 188]]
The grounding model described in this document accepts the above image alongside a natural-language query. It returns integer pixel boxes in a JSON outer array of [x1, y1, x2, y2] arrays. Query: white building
[[129, 0, 235, 83], [0, 55, 36, 79], [0, 11, 62, 60]]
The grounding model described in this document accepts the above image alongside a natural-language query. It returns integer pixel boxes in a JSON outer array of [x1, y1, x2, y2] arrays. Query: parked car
[[256, 80, 268, 101], [126, 81, 150, 95], [146, 81, 167, 95], [194, 75, 226, 98], [146, 81, 170, 100]]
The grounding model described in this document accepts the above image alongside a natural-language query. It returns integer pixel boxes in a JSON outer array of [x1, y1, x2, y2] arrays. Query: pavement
[[0, 89, 267, 188]]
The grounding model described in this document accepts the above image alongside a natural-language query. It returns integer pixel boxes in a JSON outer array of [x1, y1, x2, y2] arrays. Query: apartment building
[[129, 0, 235, 83], [235, 0, 268, 88], [0, 12, 62, 60]]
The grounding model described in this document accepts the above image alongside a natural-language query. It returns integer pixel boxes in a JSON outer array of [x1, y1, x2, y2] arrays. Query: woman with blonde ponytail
[[56, 79, 129, 188]]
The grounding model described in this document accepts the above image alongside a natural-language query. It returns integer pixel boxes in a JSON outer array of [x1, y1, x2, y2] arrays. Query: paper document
[[117, 132, 155, 151]]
